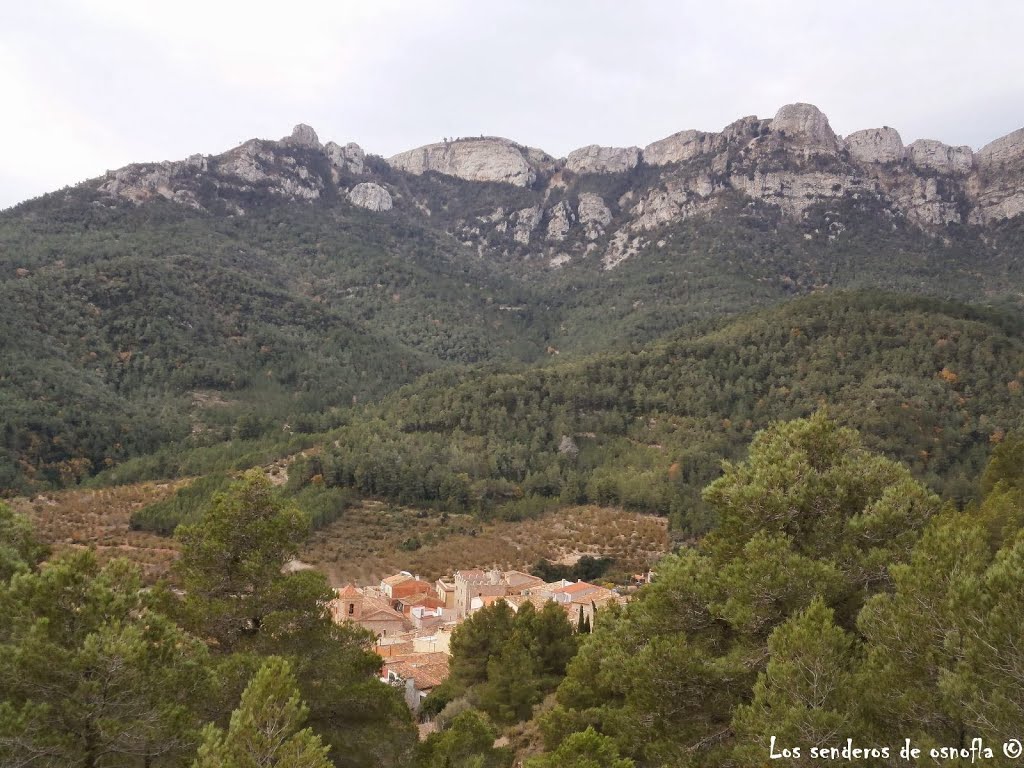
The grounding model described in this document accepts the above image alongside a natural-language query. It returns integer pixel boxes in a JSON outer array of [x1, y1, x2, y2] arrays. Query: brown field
[[301, 501, 670, 587], [9, 481, 188, 578], [11, 481, 670, 588]]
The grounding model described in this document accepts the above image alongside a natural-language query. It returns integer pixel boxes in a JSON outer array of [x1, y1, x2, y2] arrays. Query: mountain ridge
[[57, 103, 1024, 275], [3, 103, 1024, 493]]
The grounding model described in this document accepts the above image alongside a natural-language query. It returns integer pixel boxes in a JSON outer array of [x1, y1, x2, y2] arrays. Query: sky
[[2, 0, 1023, 209]]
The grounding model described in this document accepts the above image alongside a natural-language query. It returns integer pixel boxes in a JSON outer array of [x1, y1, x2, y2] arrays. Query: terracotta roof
[[400, 594, 446, 610], [361, 597, 408, 622], [502, 570, 545, 588], [382, 573, 414, 587], [504, 594, 552, 611], [534, 579, 573, 592], [384, 652, 451, 691], [376, 641, 415, 657], [336, 584, 362, 598], [559, 581, 598, 594]]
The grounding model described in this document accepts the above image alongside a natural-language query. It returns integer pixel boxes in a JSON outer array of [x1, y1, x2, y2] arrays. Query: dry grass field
[[301, 501, 670, 586], [9, 481, 188, 578], [10, 480, 670, 587]]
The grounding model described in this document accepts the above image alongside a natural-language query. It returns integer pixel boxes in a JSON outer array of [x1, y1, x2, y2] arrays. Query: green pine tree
[[193, 657, 333, 768]]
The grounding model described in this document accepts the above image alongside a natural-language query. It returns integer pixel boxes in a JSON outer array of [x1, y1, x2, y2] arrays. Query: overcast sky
[[2, 0, 1022, 209]]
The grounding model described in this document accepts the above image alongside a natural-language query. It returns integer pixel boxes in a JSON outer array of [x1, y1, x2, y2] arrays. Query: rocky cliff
[[87, 105, 1024, 271], [96, 124, 371, 214], [387, 137, 556, 187]]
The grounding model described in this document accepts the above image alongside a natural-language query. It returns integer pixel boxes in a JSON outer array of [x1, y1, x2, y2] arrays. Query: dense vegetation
[[398, 416, 1024, 767], [4, 415, 1024, 766], [0, 193, 548, 492], [3, 173, 1024, 495], [0, 471, 416, 767], [277, 292, 1024, 536]]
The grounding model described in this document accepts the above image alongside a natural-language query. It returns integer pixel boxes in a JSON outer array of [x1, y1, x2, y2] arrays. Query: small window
[[348, 603, 355, 615]]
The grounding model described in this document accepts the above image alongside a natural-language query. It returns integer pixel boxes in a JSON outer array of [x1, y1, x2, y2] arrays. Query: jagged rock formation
[[844, 127, 904, 164], [546, 200, 575, 241], [282, 123, 321, 150], [325, 141, 365, 176], [565, 144, 640, 175], [348, 182, 392, 211], [577, 193, 612, 239], [907, 139, 974, 175], [95, 124, 372, 214], [387, 138, 553, 187], [87, 107, 1024, 270], [770, 103, 841, 156], [512, 206, 543, 244], [970, 127, 1024, 222], [642, 129, 721, 166]]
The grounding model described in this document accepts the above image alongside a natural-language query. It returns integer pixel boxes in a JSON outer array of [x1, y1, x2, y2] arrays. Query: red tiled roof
[[337, 584, 362, 598], [559, 581, 599, 594], [384, 652, 451, 691]]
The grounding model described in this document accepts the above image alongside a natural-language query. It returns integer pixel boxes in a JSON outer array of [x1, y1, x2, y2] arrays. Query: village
[[328, 568, 650, 711]]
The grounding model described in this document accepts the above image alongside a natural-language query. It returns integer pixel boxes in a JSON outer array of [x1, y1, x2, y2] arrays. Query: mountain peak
[[283, 123, 321, 149]]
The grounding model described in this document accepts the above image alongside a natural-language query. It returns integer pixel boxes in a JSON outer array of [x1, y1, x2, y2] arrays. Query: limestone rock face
[[970, 128, 1024, 223], [512, 206, 543, 244], [348, 182, 392, 211], [565, 144, 640, 175], [86, 110, 1024, 241], [845, 127, 905, 164], [898, 176, 962, 225], [642, 129, 721, 166], [387, 138, 537, 186], [325, 141, 365, 175], [907, 139, 974, 175], [771, 103, 840, 155], [722, 115, 770, 144], [546, 200, 575, 240], [577, 193, 612, 239], [218, 140, 279, 185], [976, 128, 1024, 171], [283, 124, 321, 150]]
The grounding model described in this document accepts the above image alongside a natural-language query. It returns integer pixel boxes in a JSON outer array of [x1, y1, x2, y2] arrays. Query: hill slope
[[294, 292, 1024, 535], [3, 106, 1024, 493]]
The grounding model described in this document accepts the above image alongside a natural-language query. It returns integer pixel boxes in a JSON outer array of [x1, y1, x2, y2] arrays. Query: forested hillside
[[275, 292, 1024, 535], [3, 152, 1024, 495], [0, 193, 548, 492], [6, 416, 1024, 767]]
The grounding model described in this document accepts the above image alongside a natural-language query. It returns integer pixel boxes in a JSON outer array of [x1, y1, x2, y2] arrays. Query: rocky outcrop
[[643, 129, 721, 166], [282, 124, 321, 150], [565, 145, 640, 175], [770, 103, 841, 157], [88, 108, 1024, 247], [969, 128, 1024, 223], [387, 138, 538, 186], [845, 127, 904, 164], [722, 115, 771, 144], [512, 206, 543, 244], [98, 161, 201, 207], [546, 201, 575, 240], [577, 193, 612, 239], [325, 141, 365, 175], [976, 128, 1024, 171], [907, 139, 974, 175], [348, 182, 392, 211]]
